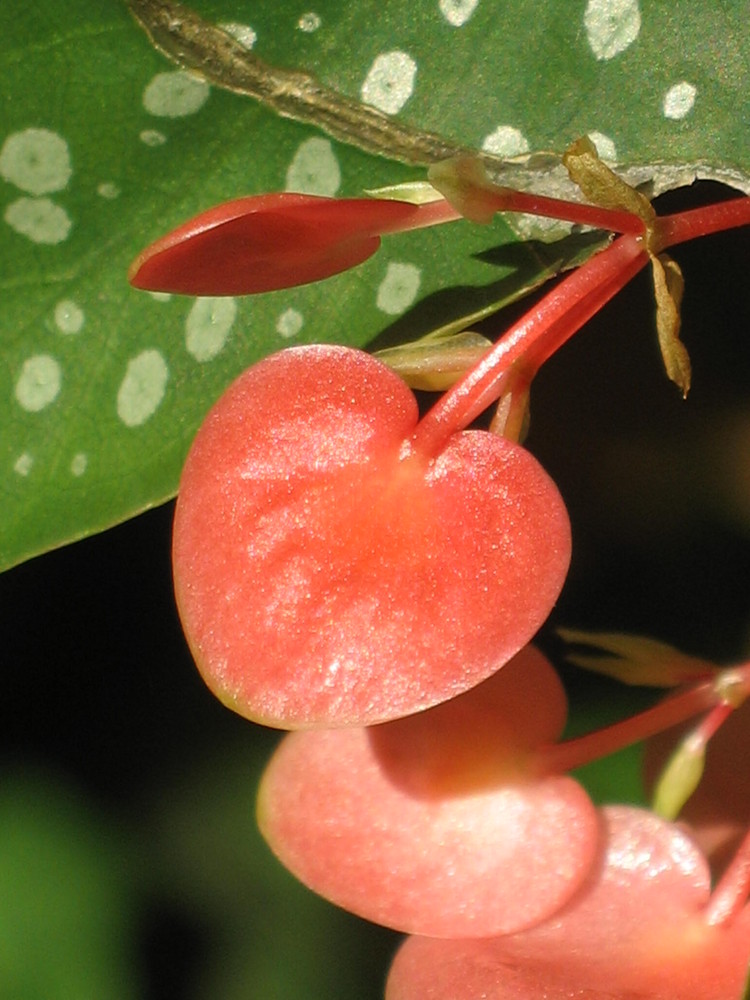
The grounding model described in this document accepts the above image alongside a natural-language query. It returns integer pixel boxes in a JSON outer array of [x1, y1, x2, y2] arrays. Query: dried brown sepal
[[562, 135, 655, 232], [558, 628, 717, 688], [430, 147, 650, 235], [652, 252, 691, 397], [562, 137, 693, 395]]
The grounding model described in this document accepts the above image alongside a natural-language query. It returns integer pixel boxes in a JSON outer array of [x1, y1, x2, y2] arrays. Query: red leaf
[[386, 806, 750, 999], [172, 345, 571, 728], [257, 647, 599, 937], [128, 193, 423, 295]]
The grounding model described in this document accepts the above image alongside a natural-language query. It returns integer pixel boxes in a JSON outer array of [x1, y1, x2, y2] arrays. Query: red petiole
[[467, 185, 648, 235], [408, 232, 647, 456], [536, 661, 750, 777], [408, 197, 750, 459], [655, 196, 750, 246]]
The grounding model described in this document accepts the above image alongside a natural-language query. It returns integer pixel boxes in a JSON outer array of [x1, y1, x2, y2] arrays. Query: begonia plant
[[5, 3, 750, 997], [127, 139, 750, 997]]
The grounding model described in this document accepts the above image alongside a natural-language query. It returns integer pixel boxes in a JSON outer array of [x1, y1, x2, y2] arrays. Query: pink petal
[[173, 345, 571, 727], [387, 806, 750, 999], [128, 193, 421, 295], [257, 648, 600, 938]]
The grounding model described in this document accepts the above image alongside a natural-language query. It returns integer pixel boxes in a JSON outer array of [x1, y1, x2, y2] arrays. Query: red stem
[[376, 186, 647, 237], [408, 233, 648, 457], [695, 700, 735, 745], [535, 679, 719, 776], [483, 188, 645, 235], [655, 196, 750, 250], [383, 190, 750, 245], [536, 662, 750, 777], [408, 196, 750, 457]]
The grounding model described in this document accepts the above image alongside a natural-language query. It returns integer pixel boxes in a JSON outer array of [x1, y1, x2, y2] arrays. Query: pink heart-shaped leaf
[[386, 805, 750, 999], [128, 193, 425, 295], [257, 646, 600, 937], [172, 345, 571, 728]]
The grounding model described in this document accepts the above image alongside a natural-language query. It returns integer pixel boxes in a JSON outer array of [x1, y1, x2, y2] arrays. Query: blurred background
[[1, 183, 748, 999]]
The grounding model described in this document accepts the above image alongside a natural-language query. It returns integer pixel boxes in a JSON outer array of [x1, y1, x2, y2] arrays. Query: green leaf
[[0, 767, 139, 998], [141, 732, 397, 1000], [2, 0, 748, 571]]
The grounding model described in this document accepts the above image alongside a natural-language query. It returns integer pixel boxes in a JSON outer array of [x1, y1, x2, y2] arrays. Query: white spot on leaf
[[97, 181, 120, 199], [376, 262, 421, 315], [70, 453, 87, 476], [116, 350, 168, 427], [361, 52, 417, 114], [139, 130, 167, 147], [511, 214, 574, 242], [185, 297, 237, 362], [481, 126, 530, 157], [15, 354, 62, 412], [584, 0, 641, 60], [220, 22, 257, 48], [5, 197, 71, 244], [143, 71, 210, 118], [297, 12, 322, 32], [276, 307, 304, 339], [54, 299, 84, 335], [439, 0, 479, 27], [14, 453, 33, 476], [663, 82, 697, 120], [0, 128, 72, 195], [588, 131, 617, 161], [285, 137, 341, 196]]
